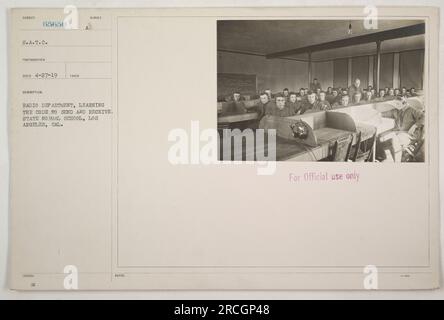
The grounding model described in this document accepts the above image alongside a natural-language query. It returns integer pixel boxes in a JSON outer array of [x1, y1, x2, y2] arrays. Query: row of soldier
[[223, 77, 419, 118]]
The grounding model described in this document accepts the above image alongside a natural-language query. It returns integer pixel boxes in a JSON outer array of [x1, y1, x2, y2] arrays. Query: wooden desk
[[280, 128, 354, 161], [217, 97, 415, 161], [221, 127, 357, 161], [218, 112, 258, 124]]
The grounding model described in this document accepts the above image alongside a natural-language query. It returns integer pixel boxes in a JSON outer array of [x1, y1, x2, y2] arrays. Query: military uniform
[[297, 94, 308, 102], [256, 101, 271, 119], [301, 100, 324, 114], [286, 101, 303, 114], [318, 100, 332, 110], [350, 98, 367, 105], [378, 105, 425, 162], [326, 94, 336, 104], [373, 96, 387, 102], [226, 101, 247, 114], [265, 102, 297, 117], [332, 101, 348, 109], [348, 84, 362, 99], [383, 106, 424, 131], [310, 82, 322, 92]]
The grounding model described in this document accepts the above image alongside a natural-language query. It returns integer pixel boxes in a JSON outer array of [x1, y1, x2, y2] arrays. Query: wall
[[218, 49, 424, 95], [332, 58, 348, 88], [312, 61, 334, 89], [400, 50, 424, 89], [315, 49, 424, 91], [351, 56, 369, 88], [217, 51, 308, 93], [379, 53, 395, 89]]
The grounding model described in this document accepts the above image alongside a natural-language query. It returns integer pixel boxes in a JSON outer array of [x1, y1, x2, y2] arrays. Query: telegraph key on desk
[[259, 115, 318, 147]]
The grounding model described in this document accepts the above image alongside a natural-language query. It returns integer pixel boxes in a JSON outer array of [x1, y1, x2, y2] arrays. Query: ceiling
[[217, 20, 425, 61]]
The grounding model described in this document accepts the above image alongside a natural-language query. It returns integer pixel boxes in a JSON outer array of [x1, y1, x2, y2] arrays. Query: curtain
[[333, 58, 348, 88], [379, 53, 394, 89], [400, 50, 424, 89], [351, 56, 369, 89]]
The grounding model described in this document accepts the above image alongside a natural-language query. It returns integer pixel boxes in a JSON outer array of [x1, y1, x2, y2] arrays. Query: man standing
[[310, 78, 322, 92], [348, 78, 362, 98]]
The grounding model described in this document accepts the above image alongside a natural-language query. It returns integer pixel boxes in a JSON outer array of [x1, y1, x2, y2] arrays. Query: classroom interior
[[217, 20, 426, 162]]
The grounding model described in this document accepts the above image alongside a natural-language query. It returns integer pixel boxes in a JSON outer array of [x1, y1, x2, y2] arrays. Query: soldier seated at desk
[[363, 90, 374, 102], [332, 94, 350, 109], [410, 87, 418, 97], [298, 88, 307, 102], [283, 88, 290, 101], [288, 92, 303, 114], [326, 87, 333, 95], [385, 88, 396, 100], [256, 92, 272, 119], [318, 91, 332, 110], [401, 87, 409, 97], [394, 88, 401, 97], [377, 96, 425, 162], [302, 90, 324, 113], [326, 88, 340, 105], [265, 93, 297, 117], [226, 92, 247, 114], [374, 89, 386, 102]]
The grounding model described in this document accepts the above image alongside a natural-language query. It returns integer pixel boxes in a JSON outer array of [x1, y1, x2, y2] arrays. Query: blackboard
[[217, 73, 257, 98]]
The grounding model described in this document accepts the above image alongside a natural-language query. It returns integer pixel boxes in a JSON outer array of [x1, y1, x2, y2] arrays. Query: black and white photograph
[[2, 4, 442, 299], [217, 20, 426, 162]]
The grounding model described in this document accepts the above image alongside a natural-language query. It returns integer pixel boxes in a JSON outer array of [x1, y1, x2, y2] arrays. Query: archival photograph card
[[7, 6, 440, 290]]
